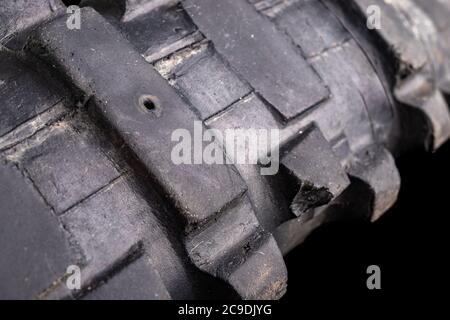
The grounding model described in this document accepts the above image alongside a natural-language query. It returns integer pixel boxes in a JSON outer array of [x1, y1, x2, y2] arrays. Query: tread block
[[275, 0, 349, 58], [28, 8, 247, 226], [60, 177, 144, 272], [337, 40, 394, 144], [86, 0, 202, 61], [56, 175, 183, 299], [281, 124, 350, 216], [186, 197, 259, 272], [227, 235, 287, 300], [206, 93, 287, 172], [309, 41, 375, 152], [331, 133, 352, 166], [171, 44, 252, 120], [412, 0, 450, 95], [18, 124, 122, 215], [0, 163, 72, 299], [205, 94, 297, 230], [83, 256, 171, 300], [348, 146, 400, 221], [350, 0, 427, 70], [0, 52, 64, 137], [122, 2, 198, 55], [395, 73, 450, 150], [206, 92, 342, 158], [206, 93, 281, 131], [0, 0, 64, 45], [184, 0, 329, 121]]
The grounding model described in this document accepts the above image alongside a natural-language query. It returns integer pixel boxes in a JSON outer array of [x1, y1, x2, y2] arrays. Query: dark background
[[282, 142, 450, 301]]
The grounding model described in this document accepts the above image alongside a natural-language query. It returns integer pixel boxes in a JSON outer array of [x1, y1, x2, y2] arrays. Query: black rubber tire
[[0, 0, 449, 300]]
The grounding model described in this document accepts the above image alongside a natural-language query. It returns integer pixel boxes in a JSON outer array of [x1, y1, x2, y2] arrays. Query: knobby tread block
[[83, 255, 171, 300], [0, 0, 65, 47], [274, 0, 350, 58], [122, 2, 198, 55], [308, 41, 375, 152], [281, 124, 350, 216], [184, 0, 330, 121], [0, 162, 72, 299], [186, 197, 260, 272], [413, 0, 450, 93], [226, 235, 286, 300], [0, 51, 65, 137], [204, 93, 296, 230], [349, 0, 428, 70], [18, 124, 122, 215], [172, 45, 252, 120], [348, 146, 400, 221], [61, 177, 142, 275]]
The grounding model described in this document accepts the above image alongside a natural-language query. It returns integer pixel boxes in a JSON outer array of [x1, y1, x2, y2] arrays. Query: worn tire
[[0, 0, 449, 299]]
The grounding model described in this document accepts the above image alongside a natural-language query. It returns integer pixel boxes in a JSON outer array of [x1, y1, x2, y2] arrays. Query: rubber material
[[0, 0, 449, 300]]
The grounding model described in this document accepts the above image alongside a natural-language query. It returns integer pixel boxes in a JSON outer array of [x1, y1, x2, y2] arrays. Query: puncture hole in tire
[[138, 95, 162, 116]]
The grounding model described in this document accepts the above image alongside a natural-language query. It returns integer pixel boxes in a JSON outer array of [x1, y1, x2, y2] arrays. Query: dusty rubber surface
[[0, 0, 449, 299]]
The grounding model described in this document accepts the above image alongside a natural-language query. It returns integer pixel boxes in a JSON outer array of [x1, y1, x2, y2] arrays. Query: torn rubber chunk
[[281, 124, 350, 217]]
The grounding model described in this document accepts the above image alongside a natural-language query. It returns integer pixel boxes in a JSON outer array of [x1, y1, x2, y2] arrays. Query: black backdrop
[[282, 142, 450, 301]]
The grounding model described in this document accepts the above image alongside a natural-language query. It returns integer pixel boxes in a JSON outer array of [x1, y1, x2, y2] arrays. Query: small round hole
[[143, 98, 156, 111], [139, 95, 161, 116]]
